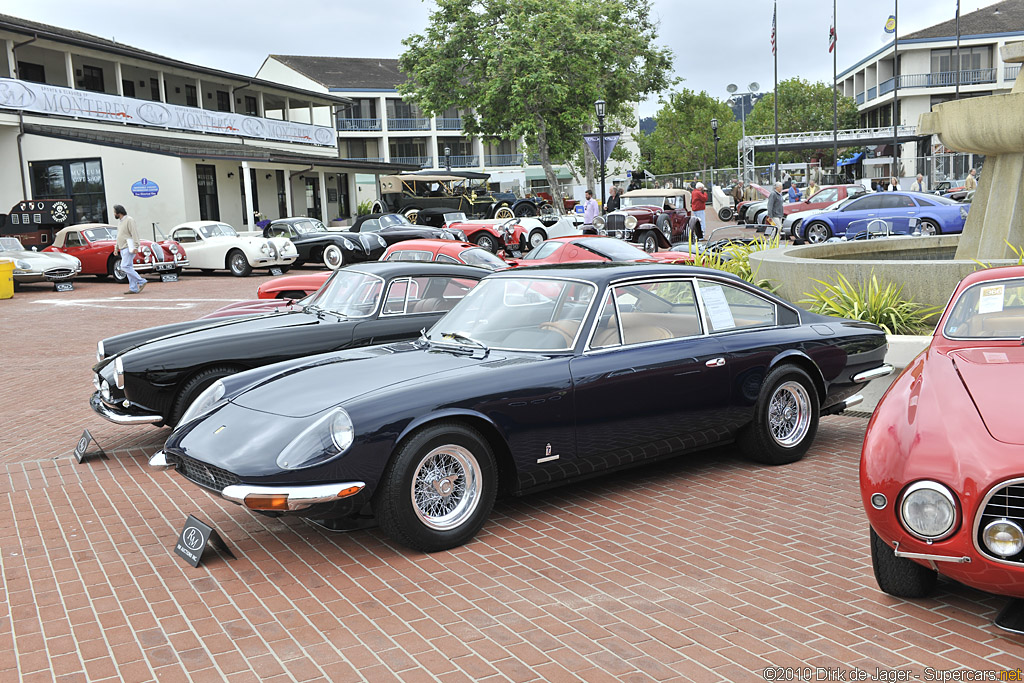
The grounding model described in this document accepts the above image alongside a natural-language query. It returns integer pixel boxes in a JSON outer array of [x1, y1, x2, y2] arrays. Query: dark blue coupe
[[799, 191, 970, 243], [153, 264, 892, 552]]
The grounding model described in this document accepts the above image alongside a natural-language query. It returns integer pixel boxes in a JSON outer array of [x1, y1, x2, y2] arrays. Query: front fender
[[396, 408, 510, 448]]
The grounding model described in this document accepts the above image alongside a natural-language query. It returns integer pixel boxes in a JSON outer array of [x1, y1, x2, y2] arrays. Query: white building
[[836, 0, 1024, 179], [257, 55, 639, 201], [0, 13, 413, 246]]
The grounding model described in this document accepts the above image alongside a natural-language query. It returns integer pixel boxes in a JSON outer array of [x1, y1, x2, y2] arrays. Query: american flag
[[771, 5, 777, 55], [829, 25, 836, 53]]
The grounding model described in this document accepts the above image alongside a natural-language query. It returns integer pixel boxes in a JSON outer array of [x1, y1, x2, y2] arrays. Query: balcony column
[[309, 102, 314, 125], [114, 62, 124, 95], [474, 136, 485, 169], [196, 78, 203, 109], [380, 96, 390, 162], [64, 52, 74, 89], [318, 170, 329, 222], [158, 70, 166, 102], [242, 161, 255, 229], [4, 40, 14, 78], [284, 97, 290, 122], [228, 85, 236, 112], [257, 91, 265, 117], [284, 170, 293, 215]]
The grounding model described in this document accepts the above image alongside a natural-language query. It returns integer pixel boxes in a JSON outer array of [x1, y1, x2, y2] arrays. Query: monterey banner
[[0, 78, 336, 146], [583, 132, 621, 164]]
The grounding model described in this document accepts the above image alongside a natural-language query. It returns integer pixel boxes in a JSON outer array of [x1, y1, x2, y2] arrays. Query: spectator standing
[[605, 186, 621, 213], [731, 181, 743, 208], [582, 189, 599, 233], [766, 182, 784, 233], [965, 167, 978, 191], [805, 179, 819, 199], [910, 174, 925, 192], [787, 184, 801, 203], [691, 183, 708, 237], [114, 204, 146, 295]]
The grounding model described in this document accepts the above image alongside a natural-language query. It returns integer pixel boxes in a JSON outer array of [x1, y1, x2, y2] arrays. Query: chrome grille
[[175, 455, 240, 492], [978, 481, 1024, 563], [43, 268, 75, 281], [152, 243, 167, 262], [605, 214, 625, 231]]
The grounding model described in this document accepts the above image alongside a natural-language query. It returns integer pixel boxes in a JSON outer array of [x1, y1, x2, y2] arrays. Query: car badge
[[214, 425, 226, 435], [538, 443, 559, 464], [199, 465, 216, 487]]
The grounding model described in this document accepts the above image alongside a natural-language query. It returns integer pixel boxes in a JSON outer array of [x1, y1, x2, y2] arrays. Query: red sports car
[[256, 271, 331, 300], [446, 218, 528, 254], [45, 224, 188, 283], [382, 239, 510, 270], [862, 266, 1024, 611], [507, 235, 692, 267]]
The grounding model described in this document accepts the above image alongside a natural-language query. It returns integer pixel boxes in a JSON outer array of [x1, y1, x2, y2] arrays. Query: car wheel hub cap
[[768, 381, 811, 447], [411, 445, 482, 531]]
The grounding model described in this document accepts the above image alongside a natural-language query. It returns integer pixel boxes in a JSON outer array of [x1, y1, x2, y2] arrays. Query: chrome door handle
[[705, 358, 726, 367]]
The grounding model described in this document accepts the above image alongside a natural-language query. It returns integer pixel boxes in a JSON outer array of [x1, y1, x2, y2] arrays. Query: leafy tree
[[636, 89, 742, 176], [398, 0, 673, 208], [744, 77, 859, 166]]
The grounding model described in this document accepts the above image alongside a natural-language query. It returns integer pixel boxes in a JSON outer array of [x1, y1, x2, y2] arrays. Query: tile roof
[[269, 56, 406, 90], [903, 0, 1024, 40]]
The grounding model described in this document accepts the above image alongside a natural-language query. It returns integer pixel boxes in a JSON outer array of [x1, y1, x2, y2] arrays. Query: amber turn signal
[[243, 494, 289, 511], [337, 485, 361, 499]]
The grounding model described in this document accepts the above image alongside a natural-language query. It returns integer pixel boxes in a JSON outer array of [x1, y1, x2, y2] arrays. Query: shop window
[[17, 61, 45, 83], [29, 158, 107, 223], [217, 91, 230, 112], [81, 65, 104, 92], [121, 80, 136, 98], [196, 165, 220, 221], [185, 85, 197, 107]]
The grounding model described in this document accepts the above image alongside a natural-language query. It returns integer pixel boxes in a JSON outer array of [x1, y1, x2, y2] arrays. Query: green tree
[[636, 89, 742, 176], [398, 0, 673, 208], [745, 77, 859, 166]]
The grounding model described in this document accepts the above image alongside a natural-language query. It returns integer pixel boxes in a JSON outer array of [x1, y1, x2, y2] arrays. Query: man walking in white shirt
[[114, 204, 146, 294]]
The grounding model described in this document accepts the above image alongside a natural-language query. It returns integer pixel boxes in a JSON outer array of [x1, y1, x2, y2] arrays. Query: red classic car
[[44, 224, 188, 283], [256, 271, 331, 300], [507, 235, 692, 267], [382, 239, 510, 270], [862, 266, 1024, 616], [445, 217, 529, 254], [594, 189, 699, 253]]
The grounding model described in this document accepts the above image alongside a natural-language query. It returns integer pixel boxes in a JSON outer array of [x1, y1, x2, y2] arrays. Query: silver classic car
[[0, 236, 81, 285]]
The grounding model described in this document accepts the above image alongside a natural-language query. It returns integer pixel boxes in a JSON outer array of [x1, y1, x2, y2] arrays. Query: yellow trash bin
[[0, 258, 14, 299]]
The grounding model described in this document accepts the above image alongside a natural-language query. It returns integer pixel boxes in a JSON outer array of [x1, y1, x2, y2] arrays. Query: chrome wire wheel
[[767, 380, 812, 448], [410, 444, 482, 531]]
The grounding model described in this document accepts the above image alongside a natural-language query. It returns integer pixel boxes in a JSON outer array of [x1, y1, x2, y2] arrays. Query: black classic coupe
[[263, 217, 385, 270], [151, 263, 892, 553], [90, 262, 486, 427]]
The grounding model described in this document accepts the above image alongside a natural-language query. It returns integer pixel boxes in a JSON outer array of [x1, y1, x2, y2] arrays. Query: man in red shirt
[[691, 182, 708, 239]]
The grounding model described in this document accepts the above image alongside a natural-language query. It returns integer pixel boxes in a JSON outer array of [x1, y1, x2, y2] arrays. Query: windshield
[[293, 220, 326, 234], [377, 214, 411, 229], [198, 224, 239, 238], [458, 247, 507, 270], [581, 237, 649, 261], [444, 212, 468, 224], [426, 277, 596, 351], [83, 227, 117, 241], [0, 237, 24, 251], [944, 278, 1024, 339], [621, 195, 667, 209], [304, 270, 385, 317]]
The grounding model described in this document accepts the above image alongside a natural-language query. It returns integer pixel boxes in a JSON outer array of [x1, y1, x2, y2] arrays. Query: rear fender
[[769, 350, 827, 403]]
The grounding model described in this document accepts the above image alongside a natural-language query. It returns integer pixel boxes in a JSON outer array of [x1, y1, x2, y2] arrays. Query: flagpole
[[773, 0, 779, 183], [955, 0, 961, 99], [892, 0, 899, 181], [832, 0, 838, 180]]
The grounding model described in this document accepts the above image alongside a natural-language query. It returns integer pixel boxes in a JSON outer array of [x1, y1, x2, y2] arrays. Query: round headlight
[[330, 409, 354, 452], [983, 519, 1024, 557], [14, 259, 31, 270], [341, 240, 352, 250], [276, 407, 355, 470], [376, 235, 386, 247], [593, 216, 605, 229], [169, 243, 179, 254], [899, 481, 957, 540], [178, 380, 226, 425], [100, 380, 111, 402], [261, 243, 271, 255], [624, 215, 639, 230]]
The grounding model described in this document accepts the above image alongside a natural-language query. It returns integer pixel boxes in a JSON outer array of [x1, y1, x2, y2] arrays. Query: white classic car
[[0, 236, 81, 285], [169, 221, 297, 276]]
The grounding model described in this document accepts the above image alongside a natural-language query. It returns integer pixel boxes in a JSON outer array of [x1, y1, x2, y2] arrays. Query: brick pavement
[[2, 262, 1022, 682]]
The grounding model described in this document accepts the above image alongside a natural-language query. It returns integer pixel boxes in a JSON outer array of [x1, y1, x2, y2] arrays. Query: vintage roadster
[[594, 189, 700, 253], [151, 263, 891, 553], [264, 217, 384, 270], [1, 236, 81, 286], [45, 224, 188, 283], [862, 266, 1024, 624], [170, 221, 295, 277]]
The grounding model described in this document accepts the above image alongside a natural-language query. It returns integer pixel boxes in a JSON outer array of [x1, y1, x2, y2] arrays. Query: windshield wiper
[[436, 331, 489, 356]]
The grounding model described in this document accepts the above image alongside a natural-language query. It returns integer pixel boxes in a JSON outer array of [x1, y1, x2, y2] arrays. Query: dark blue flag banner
[[583, 132, 621, 163]]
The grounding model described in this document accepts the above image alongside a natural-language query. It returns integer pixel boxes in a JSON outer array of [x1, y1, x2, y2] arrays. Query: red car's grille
[[978, 482, 1024, 563]]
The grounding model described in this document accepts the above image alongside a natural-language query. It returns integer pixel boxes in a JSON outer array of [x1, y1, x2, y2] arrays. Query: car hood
[[951, 347, 1024, 445], [8, 250, 80, 268], [231, 345, 495, 418], [612, 207, 659, 216]]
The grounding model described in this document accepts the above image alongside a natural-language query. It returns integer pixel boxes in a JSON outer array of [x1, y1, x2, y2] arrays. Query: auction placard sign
[[0, 77, 336, 146]]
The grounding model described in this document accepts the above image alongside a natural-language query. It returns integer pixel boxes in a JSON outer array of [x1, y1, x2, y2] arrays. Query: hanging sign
[[583, 132, 621, 164], [131, 178, 160, 198], [2, 200, 74, 234]]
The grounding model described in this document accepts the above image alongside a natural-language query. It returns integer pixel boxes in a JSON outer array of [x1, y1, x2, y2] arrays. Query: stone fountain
[[749, 42, 1024, 311]]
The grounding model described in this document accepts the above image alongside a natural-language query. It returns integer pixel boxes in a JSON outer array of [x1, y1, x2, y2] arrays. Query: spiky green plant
[[685, 232, 779, 292], [800, 272, 941, 335]]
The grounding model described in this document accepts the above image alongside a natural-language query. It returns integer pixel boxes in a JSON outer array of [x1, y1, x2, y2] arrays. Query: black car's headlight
[[899, 481, 957, 541], [453, 229, 467, 241], [114, 357, 125, 389], [276, 407, 354, 470], [179, 380, 226, 425]]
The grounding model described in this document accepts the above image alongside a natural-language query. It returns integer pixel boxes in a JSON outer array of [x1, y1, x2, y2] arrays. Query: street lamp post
[[595, 99, 606, 214], [726, 83, 760, 182], [711, 118, 720, 187], [444, 146, 451, 172]]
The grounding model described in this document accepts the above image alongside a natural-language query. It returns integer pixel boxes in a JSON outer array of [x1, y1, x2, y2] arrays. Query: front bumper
[[13, 267, 81, 283], [90, 391, 163, 425], [135, 259, 189, 273]]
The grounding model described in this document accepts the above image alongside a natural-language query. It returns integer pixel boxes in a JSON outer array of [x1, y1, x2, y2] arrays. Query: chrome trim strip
[[148, 451, 171, 469], [90, 391, 162, 425], [221, 482, 366, 511], [853, 364, 894, 383], [893, 544, 971, 564], [973, 476, 1024, 567]]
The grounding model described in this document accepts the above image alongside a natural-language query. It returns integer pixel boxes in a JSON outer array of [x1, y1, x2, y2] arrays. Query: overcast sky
[[5, 0, 999, 117]]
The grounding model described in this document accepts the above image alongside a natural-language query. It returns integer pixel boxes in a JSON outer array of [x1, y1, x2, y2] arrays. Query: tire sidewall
[[324, 244, 344, 270], [641, 231, 658, 254], [109, 255, 128, 284], [475, 233, 497, 253], [744, 365, 819, 465], [376, 422, 497, 552], [528, 228, 547, 249], [805, 222, 831, 244], [229, 250, 251, 277]]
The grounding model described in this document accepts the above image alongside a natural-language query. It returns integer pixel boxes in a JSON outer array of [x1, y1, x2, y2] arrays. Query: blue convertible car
[[799, 191, 970, 243], [152, 263, 892, 552]]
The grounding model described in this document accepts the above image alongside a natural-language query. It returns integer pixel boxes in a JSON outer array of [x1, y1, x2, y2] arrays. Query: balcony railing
[[437, 117, 463, 130], [867, 86, 877, 100], [391, 155, 433, 168], [879, 78, 895, 96], [890, 69, 998, 91], [343, 156, 385, 163], [856, 92, 865, 105], [1007, 65, 1021, 80], [440, 155, 479, 168], [484, 154, 523, 167], [336, 117, 382, 132], [389, 118, 431, 131]]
